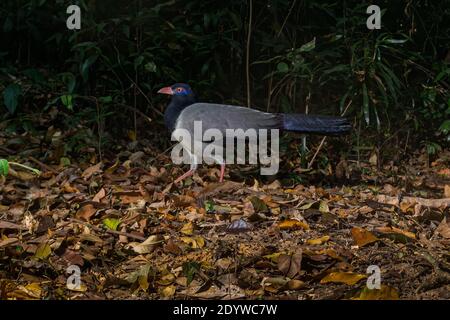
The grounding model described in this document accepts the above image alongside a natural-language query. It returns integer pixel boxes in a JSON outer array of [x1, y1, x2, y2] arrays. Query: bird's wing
[[175, 103, 283, 135]]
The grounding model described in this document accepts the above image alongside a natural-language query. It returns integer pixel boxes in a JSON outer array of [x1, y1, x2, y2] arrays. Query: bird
[[158, 83, 351, 183]]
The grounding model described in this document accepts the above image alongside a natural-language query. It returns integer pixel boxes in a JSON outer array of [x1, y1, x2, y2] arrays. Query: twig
[[277, 0, 297, 38], [8, 162, 41, 176], [307, 99, 353, 169], [112, 44, 163, 117], [149, 145, 174, 165], [68, 218, 146, 241], [116, 103, 153, 125], [246, 0, 253, 108], [28, 156, 59, 174], [94, 96, 103, 161], [0, 146, 14, 155]]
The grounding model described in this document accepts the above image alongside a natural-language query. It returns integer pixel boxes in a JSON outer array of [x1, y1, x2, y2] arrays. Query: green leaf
[[67, 76, 76, 94], [182, 261, 200, 285], [277, 62, 289, 73], [103, 218, 121, 231], [299, 38, 316, 52], [204, 200, 215, 213], [61, 95, 73, 110], [134, 56, 144, 70], [99, 96, 112, 103], [59, 157, 71, 167], [0, 159, 9, 176], [144, 62, 156, 73], [3, 83, 22, 114], [384, 38, 407, 44], [339, 90, 351, 114], [439, 120, 450, 134], [23, 68, 45, 84], [362, 83, 370, 125], [250, 196, 269, 213], [80, 55, 99, 82]]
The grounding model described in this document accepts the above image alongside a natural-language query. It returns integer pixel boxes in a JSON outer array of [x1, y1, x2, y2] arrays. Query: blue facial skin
[[171, 83, 193, 96]]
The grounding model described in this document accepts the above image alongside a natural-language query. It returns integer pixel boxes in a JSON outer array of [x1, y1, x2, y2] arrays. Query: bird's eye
[[176, 88, 183, 93]]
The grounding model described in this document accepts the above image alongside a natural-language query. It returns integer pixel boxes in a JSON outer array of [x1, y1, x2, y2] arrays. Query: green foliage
[[3, 84, 22, 114], [0, 159, 9, 176], [0, 0, 448, 151]]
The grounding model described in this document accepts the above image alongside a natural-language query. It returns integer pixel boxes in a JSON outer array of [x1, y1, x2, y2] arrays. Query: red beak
[[157, 86, 173, 95]]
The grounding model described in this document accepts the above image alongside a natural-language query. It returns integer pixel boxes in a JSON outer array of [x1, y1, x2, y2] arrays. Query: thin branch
[[28, 156, 59, 174], [277, 0, 297, 38], [246, 0, 253, 108], [117, 103, 153, 125]]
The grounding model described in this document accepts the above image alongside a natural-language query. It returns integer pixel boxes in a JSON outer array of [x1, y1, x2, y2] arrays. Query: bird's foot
[[219, 164, 225, 183], [174, 169, 195, 184]]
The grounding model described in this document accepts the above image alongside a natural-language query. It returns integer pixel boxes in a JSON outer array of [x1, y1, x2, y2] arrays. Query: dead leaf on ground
[[351, 227, 379, 247], [444, 185, 450, 198], [82, 162, 103, 180], [435, 217, 450, 239], [278, 219, 309, 230], [180, 236, 205, 249], [306, 235, 330, 245], [34, 242, 51, 260], [127, 235, 164, 254], [93, 188, 106, 202], [278, 250, 302, 278], [375, 226, 416, 240], [76, 204, 97, 221], [320, 272, 367, 285], [353, 285, 399, 300], [180, 222, 194, 235], [0, 220, 27, 230]]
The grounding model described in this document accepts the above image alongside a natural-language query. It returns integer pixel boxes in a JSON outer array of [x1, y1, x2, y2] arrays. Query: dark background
[[1, 0, 449, 168]]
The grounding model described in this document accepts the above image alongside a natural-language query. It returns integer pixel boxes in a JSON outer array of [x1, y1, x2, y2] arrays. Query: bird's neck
[[164, 95, 196, 131]]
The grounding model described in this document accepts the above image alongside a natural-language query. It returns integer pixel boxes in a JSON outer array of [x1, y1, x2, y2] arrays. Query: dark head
[[158, 83, 196, 130]]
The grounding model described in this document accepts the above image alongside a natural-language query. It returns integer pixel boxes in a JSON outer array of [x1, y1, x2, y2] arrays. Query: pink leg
[[219, 164, 225, 182], [174, 169, 195, 184]]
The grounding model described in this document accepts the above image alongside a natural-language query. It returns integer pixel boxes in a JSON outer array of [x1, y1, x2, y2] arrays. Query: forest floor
[[1, 124, 449, 300]]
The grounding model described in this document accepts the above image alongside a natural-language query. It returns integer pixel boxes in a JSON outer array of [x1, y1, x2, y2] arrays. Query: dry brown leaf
[[62, 183, 80, 193], [119, 193, 144, 204], [353, 285, 399, 300], [180, 222, 194, 235], [278, 250, 302, 278], [444, 185, 450, 198], [320, 272, 367, 285], [63, 250, 84, 266], [82, 162, 103, 180], [278, 219, 309, 230], [160, 285, 176, 297], [164, 239, 182, 255], [0, 220, 27, 230], [287, 279, 305, 290], [180, 236, 205, 249], [93, 188, 106, 202], [76, 204, 97, 221], [376, 194, 450, 210], [351, 227, 379, 247], [127, 235, 164, 254], [306, 235, 330, 245], [0, 237, 19, 248], [375, 226, 416, 240], [14, 283, 42, 299], [435, 217, 450, 239]]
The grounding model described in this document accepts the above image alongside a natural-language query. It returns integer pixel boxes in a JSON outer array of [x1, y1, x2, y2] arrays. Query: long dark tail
[[282, 114, 351, 135]]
